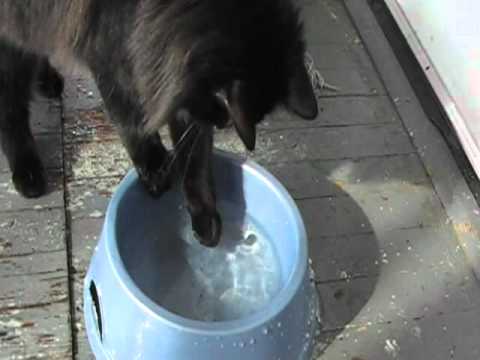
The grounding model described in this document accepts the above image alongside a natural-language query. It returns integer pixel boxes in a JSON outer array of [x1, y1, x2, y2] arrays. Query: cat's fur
[[0, 0, 317, 246]]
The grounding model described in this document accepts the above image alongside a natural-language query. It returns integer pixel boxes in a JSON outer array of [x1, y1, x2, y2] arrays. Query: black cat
[[0, 1, 317, 246]]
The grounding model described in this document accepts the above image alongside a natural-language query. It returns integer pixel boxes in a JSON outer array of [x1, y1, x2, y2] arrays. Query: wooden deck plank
[[268, 153, 428, 200], [0, 133, 63, 174], [345, 0, 480, 283], [302, 0, 360, 45], [64, 122, 415, 181], [30, 97, 62, 135], [307, 42, 374, 70], [314, 67, 385, 96], [63, 75, 103, 112], [0, 209, 65, 257], [0, 251, 68, 310], [67, 177, 121, 220], [63, 109, 118, 144], [298, 182, 444, 239], [0, 303, 71, 359], [0, 172, 64, 213], [70, 217, 103, 276], [217, 123, 414, 164], [0, 93, 71, 359], [316, 225, 480, 331], [65, 141, 130, 181], [317, 307, 480, 359], [260, 96, 399, 131], [72, 275, 94, 360]]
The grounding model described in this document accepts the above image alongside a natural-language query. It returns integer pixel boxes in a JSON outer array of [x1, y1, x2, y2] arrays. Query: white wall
[[385, 0, 480, 175]]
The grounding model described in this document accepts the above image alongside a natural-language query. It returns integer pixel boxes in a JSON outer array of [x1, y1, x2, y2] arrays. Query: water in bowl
[[135, 200, 282, 322]]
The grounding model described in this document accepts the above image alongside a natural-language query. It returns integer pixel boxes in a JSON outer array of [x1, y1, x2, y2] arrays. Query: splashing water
[[151, 201, 282, 322]]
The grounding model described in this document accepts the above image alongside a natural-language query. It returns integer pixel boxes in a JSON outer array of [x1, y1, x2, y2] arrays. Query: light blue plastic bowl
[[84, 151, 320, 360]]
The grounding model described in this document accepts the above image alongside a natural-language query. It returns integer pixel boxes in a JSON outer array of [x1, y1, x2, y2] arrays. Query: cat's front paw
[[12, 155, 47, 198], [138, 165, 172, 197], [191, 211, 222, 248]]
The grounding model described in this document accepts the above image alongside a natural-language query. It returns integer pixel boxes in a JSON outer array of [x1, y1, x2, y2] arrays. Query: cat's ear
[[216, 81, 256, 151], [286, 64, 318, 120]]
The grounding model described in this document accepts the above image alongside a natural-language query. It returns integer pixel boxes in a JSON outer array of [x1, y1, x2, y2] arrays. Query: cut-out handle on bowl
[[89, 281, 103, 341]]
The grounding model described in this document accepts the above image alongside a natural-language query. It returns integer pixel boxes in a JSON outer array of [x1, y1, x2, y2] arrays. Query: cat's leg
[[35, 56, 64, 99], [95, 78, 172, 196], [170, 113, 221, 247], [0, 42, 47, 197], [122, 128, 173, 196]]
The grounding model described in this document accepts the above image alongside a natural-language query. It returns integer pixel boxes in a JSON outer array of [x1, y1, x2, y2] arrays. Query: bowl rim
[[104, 150, 308, 336]]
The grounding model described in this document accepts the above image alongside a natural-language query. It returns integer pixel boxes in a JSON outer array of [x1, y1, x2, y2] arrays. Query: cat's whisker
[[181, 126, 205, 183], [161, 121, 199, 175], [175, 121, 198, 150]]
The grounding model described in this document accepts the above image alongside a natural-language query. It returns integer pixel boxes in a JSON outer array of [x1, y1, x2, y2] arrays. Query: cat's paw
[[138, 165, 172, 197], [36, 61, 64, 99], [191, 211, 222, 248], [12, 155, 47, 198]]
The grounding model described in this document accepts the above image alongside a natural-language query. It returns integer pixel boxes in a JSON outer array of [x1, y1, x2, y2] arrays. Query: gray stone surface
[[1, 0, 480, 359]]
